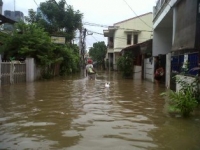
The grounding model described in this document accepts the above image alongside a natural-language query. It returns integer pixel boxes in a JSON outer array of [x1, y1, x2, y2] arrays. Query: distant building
[[4, 10, 24, 21], [3, 10, 23, 30], [103, 12, 153, 71]]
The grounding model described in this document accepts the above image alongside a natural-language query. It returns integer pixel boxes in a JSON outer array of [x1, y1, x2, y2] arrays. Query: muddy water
[[0, 72, 200, 150]]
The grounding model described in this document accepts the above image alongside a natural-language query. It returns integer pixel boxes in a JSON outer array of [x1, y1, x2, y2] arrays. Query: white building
[[152, 0, 200, 90], [103, 12, 153, 70]]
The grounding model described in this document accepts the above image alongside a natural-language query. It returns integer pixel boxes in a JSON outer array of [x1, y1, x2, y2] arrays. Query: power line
[[83, 22, 152, 32], [33, 0, 39, 7], [122, 0, 153, 29], [87, 30, 152, 42], [91, 35, 98, 42]]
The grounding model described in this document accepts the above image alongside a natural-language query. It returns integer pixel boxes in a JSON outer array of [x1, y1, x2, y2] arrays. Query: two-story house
[[103, 12, 153, 71], [152, 0, 200, 90]]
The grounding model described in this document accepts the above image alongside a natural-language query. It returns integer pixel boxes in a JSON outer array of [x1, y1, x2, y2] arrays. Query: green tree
[[1, 22, 58, 77], [89, 41, 107, 69], [24, 0, 83, 42], [1, 21, 80, 78], [2, 21, 52, 61], [38, 0, 83, 42], [59, 44, 80, 75]]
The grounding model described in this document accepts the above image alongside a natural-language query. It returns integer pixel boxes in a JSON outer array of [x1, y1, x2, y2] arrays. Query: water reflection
[[0, 72, 200, 150]]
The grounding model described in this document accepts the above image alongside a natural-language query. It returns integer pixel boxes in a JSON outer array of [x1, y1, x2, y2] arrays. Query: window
[[133, 34, 138, 44], [127, 34, 132, 45]]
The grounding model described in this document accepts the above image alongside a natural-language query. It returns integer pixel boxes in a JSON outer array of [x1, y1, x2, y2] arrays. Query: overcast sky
[[3, 0, 156, 50]]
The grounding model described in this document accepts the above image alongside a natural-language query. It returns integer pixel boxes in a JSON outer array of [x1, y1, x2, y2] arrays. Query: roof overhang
[[121, 39, 152, 54], [124, 30, 141, 34]]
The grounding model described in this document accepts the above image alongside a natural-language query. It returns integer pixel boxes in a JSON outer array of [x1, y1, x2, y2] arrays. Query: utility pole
[[79, 27, 87, 69], [14, 0, 15, 12]]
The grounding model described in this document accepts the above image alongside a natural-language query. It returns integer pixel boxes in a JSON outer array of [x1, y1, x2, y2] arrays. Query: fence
[[0, 57, 36, 86], [1, 61, 26, 85], [170, 52, 199, 90]]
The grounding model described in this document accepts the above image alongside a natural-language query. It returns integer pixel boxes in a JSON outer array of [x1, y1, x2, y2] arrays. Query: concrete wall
[[133, 65, 142, 79], [153, 28, 172, 56], [176, 75, 196, 92], [26, 58, 41, 82], [153, 0, 179, 29], [144, 58, 154, 81], [26, 58, 35, 82], [166, 53, 171, 88]]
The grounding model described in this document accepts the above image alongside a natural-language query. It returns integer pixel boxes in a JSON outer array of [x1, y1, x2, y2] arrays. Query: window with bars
[[171, 52, 199, 76], [133, 34, 138, 44]]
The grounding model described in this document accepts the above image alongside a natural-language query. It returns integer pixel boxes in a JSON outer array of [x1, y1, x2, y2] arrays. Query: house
[[103, 12, 153, 71], [152, 0, 200, 90], [121, 39, 152, 79]]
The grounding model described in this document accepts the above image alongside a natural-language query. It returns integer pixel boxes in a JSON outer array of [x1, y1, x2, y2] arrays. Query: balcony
[[107, 42, 113, 48], [103, 26, 118, 37], [107, 42, 114, 53], [153, 0, 170, 18]]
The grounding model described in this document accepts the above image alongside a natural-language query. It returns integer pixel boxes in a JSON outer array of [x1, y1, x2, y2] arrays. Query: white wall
[[153, 28, 172, 56], [26, 58, 35, 82], [114, 13, 153, 51], [133, 65, 141, 79], [153, 0, 179, 29], [144, 58, 153, 81], [176, 75, 196, 92]]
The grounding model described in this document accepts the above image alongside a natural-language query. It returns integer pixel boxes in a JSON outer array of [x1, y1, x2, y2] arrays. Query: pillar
[[25, 58, 35, 82]]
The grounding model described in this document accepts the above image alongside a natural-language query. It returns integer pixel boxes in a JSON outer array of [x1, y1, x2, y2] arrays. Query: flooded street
[[0, 71, 200, 150]]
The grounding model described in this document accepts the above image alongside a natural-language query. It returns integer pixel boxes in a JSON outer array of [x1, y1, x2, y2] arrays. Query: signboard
[[51, 36, 65, 44]]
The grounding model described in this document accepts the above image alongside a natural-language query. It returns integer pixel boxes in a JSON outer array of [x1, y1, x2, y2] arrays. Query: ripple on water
[[0, 72, 200, 150]]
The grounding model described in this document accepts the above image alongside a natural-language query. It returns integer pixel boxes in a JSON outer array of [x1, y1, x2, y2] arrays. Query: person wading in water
[[86, 59, 96, 80]]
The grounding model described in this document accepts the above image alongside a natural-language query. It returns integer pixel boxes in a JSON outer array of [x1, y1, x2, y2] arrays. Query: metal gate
[[170, 52, 199, 90], [1, 61, 26, 85]]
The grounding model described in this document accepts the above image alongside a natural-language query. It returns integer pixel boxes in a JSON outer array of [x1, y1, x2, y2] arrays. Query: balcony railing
[[153, 0, 170, 18]]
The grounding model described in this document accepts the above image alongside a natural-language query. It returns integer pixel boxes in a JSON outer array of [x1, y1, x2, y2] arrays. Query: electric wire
[[91, 35, 98, 42], [122, 0, 153, 29], [33, 0, 39, 7], [32, 0, 153, 45], [87, 30, 152, 42], [83, 22, 152, 32]]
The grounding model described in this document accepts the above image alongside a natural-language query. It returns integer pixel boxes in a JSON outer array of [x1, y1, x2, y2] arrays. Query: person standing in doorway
[[154, 57, 164, 85]]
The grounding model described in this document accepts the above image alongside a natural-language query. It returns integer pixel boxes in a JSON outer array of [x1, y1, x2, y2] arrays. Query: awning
[[0, 14, 16, 25], [121, 39, 152, 54]]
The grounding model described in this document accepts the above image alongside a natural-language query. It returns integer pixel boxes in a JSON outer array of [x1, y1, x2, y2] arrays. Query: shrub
[[161, 76, 199, 117], [117, 52, 134, 78]]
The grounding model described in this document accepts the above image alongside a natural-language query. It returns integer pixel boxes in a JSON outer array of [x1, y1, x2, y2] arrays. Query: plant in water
[[117, 51, 134, 78], [169, 78, 198, 117], [161, 73, 199, 117]]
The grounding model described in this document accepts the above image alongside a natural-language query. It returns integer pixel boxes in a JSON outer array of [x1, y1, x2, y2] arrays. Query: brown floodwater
[[0, 71, 200, 150]]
